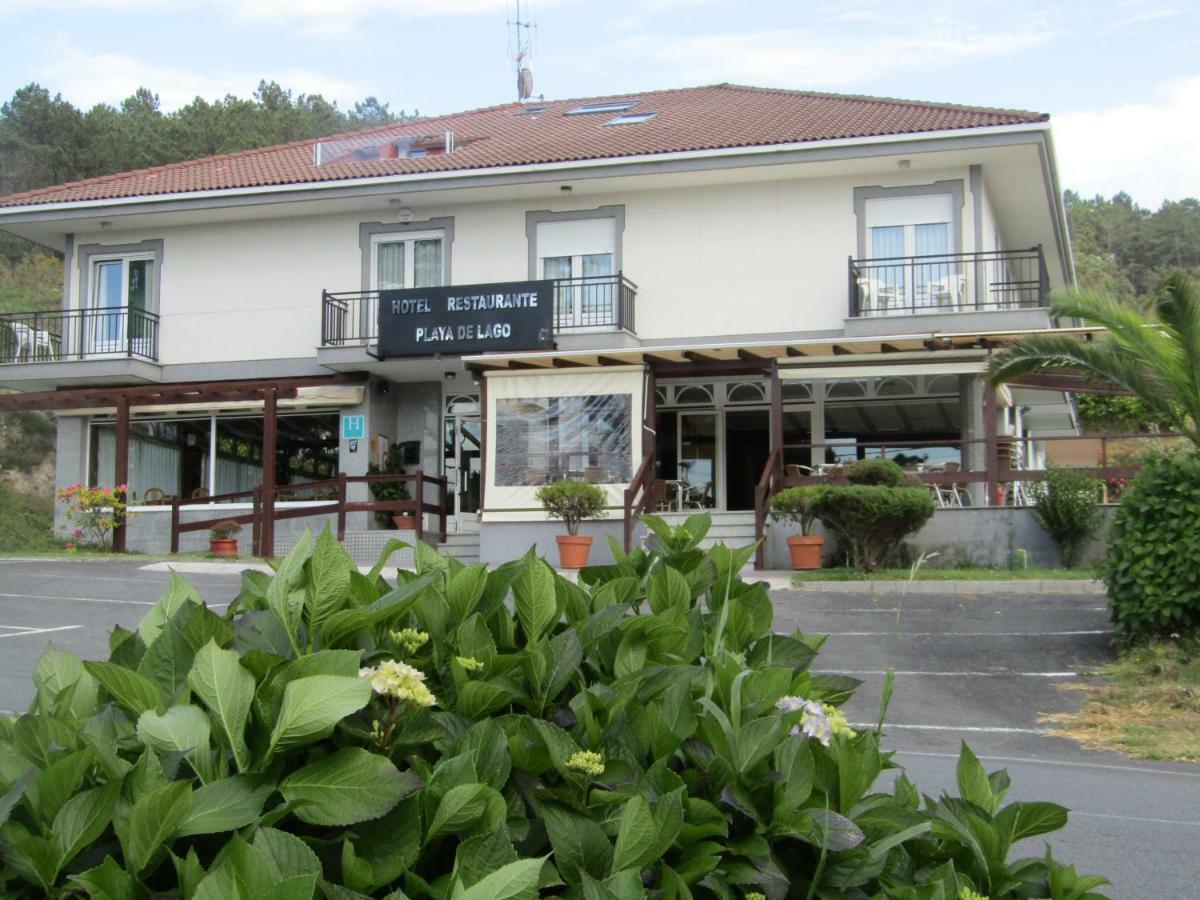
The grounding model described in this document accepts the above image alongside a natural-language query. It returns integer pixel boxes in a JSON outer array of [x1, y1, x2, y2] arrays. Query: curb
[[779, 579, 1106, 595]]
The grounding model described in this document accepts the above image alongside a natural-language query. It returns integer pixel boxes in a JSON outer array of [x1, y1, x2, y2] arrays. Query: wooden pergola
[[0, 373, 368, 553]]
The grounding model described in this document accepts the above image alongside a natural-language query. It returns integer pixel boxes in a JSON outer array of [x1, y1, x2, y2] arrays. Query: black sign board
[[377, 280, 555, 358]]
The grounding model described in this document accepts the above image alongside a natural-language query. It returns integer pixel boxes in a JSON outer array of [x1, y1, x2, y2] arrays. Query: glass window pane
[[413, 239, 442, 288], [215, 413, 339, 498], [94, 261, 123, 309], [376, 241, 406, 290], [494, 394, 631, 486], [580, 253, 613, 323], [127, 259, 150, 311], [679, 413, 716, 507], [542, 256, 574, 323], [89, 418, 210, 502]]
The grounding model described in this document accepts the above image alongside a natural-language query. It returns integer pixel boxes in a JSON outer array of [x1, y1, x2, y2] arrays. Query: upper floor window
[[536, 217, 616, 330], [864, 195, 952, 259], [88, 253, 156, 354], [371, 230, 444, 290]]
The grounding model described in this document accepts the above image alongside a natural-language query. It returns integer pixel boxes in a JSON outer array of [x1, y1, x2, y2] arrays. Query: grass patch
[[1041, 639, 1200, 762], [791, 566, 1098, 583], [0, 482, 56, 553]]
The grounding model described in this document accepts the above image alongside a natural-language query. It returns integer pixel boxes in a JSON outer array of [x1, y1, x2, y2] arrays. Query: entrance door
[[443, 415, 482, 531], [678, 413, 717, 510], [724, 409, 770, 511]]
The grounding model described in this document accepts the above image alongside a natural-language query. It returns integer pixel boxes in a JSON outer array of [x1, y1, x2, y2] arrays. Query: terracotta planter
[[555, 534, 593, 569], [209, 538, 238, 558], [392, 514, 416, 530], [786, 535, 824, 570]]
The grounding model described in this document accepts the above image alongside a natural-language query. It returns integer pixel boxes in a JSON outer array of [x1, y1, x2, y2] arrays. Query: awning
[[461, 326, 1104, 372]]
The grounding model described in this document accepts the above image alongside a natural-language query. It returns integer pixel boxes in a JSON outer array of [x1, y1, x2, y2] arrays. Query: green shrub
[[535, 479, 606, 535], [0, 523, 1105, 898], [0, 481, 54, 552], [844, 457, 904, 487], [367, 444, 411, 528], [1104, 451, 1200, 639], [769, 485, 825, 535], [1031, 466, 1103, 568], [813, 484, 935, 572]]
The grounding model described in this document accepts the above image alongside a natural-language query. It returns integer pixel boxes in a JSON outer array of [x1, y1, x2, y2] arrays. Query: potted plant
[[209, 519, 242, 558], [770, 486, 825, 570], [536, 479, 607, 568], [368, 445, 414, 530]]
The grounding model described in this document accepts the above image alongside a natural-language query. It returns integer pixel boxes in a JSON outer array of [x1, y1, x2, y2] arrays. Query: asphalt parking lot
[[0, 558, 1196, 897], [773, 588, 1200, 900]]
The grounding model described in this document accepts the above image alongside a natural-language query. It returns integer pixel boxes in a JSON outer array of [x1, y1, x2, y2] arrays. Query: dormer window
[[566, 100, 639, 116], [605, 112, 657, 126]]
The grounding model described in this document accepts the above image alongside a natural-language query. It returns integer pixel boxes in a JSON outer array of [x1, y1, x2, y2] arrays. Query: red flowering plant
[[55, 482, 128, 551]]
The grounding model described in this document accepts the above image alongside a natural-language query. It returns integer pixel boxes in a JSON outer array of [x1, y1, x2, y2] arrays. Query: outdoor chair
[[142, 487, 167, 504], [190, 486, 210, 500], [785, 463, 814, 479]]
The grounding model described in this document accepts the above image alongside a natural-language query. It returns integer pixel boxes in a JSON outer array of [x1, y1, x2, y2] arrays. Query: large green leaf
[[538, 800, 612, 882], [83, 661, 163, 717], [956, 743, 997, 814], [307, 526, 355, 640], [33, 645, 98, 720], [427, 783, 506, 841], [266, 530, 313, 639], [177, 775, 274, 837], [280, 747, 420, 826], [611, 795, 658, 874], [453, 830, 518, 889], [455, 856, 546, 900], [266, 675, 372, 758], [319, 572, 439, 648], [447, 564, 489, 622], [26, 749, 93, 828], [647, 565, 691, 615], [138, 620, 196, 705], [138, 572, 201, 645], [512, 558, 558, 642], [188, 640, 255, 773], [69, 855, 140, 900], [52, 780, 120, 869], [137, 705, 211, 755], [122, 780, 193, 874]]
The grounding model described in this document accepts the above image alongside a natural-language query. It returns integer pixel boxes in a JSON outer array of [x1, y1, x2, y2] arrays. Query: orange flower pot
[[555, 534, 593, 569], [392, 514, 416, 530], [786, 535, 824, 570], [209, 539, 238, 558]]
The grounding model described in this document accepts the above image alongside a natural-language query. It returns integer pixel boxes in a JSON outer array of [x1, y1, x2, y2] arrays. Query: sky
[[1, 0, 1198, 207]]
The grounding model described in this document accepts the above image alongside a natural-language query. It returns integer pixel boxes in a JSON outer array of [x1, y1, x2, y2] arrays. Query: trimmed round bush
[[844, 458, 904, 486], [769, 485, 825, 534], [1104, 451, 1200, 639], [812, 483, 935, 572], [1031, 466, 1103, 568], [535, 478, 607, 535]]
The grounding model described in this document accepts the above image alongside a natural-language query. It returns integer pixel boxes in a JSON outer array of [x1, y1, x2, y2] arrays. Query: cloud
[[8, 0, 517, 34], [40, 38, 376, 109], [1054, 76, 1200, 207], [614, 24, 1052, 90]]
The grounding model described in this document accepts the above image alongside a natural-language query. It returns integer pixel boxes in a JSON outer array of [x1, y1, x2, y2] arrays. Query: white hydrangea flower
[[775, 695, 855, 747], [359, 659, 437, 707]]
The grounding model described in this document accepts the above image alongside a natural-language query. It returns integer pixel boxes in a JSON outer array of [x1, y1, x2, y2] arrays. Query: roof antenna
[[508, 0, 539, 102]]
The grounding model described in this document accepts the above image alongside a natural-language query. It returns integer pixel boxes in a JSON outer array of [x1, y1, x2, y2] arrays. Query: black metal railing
[[321, 273, 637, 347], [0, 307, 160, 363], [848, 247, 1048, 318]]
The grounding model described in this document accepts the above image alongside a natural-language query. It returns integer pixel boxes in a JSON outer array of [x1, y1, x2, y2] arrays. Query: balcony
[[0, 307, 160, 364], [321, 273, 637, 347], [848, 247, 1048, 318]]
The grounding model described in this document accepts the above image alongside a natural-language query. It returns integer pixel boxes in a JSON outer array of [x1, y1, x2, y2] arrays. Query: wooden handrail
[[623, 450, 656, 553]]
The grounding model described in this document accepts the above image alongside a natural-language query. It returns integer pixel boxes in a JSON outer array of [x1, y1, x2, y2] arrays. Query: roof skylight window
[[566, 100, 640, 116], [517, 106, 547, 116], [605, 112, 658, 126]]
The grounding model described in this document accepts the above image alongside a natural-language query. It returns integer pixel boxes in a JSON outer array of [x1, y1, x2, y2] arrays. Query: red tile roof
[[0, 84, 1047, 209]]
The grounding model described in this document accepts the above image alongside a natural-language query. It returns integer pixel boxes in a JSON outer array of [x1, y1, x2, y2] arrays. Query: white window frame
[[87, 251, 156, 356], [368, 229, 445, 291]]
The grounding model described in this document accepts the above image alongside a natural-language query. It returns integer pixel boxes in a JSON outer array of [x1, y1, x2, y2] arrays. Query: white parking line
[[895, 749, 1200, 779], [1071, 811, 1200, 828], [0, 625, 82, 639], [832, 607, 1108, 613], [822, 630, 1109, 636], [853, 722, 1043, 735], [0, 592, 227, 609], [826, 669, 1080, 678]]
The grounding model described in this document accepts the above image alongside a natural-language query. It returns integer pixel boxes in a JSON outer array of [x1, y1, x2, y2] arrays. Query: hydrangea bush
[[0, 516, 1108, 898]]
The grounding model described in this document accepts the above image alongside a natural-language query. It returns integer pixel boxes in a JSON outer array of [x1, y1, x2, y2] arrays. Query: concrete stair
[[438, 530, 481, 564], [655, 510, 757, 551]]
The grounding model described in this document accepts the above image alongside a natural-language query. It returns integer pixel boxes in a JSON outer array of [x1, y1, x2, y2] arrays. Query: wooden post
[[770, 360, 784, 481], [984, 385, 999, 507], [113, 395, 130, 553], [414, 470, 425, 544], [170, 494, 180, 555], [261, 387, 277, 557], [337, 473, 347, 541], [251, 486, 261, 557]]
